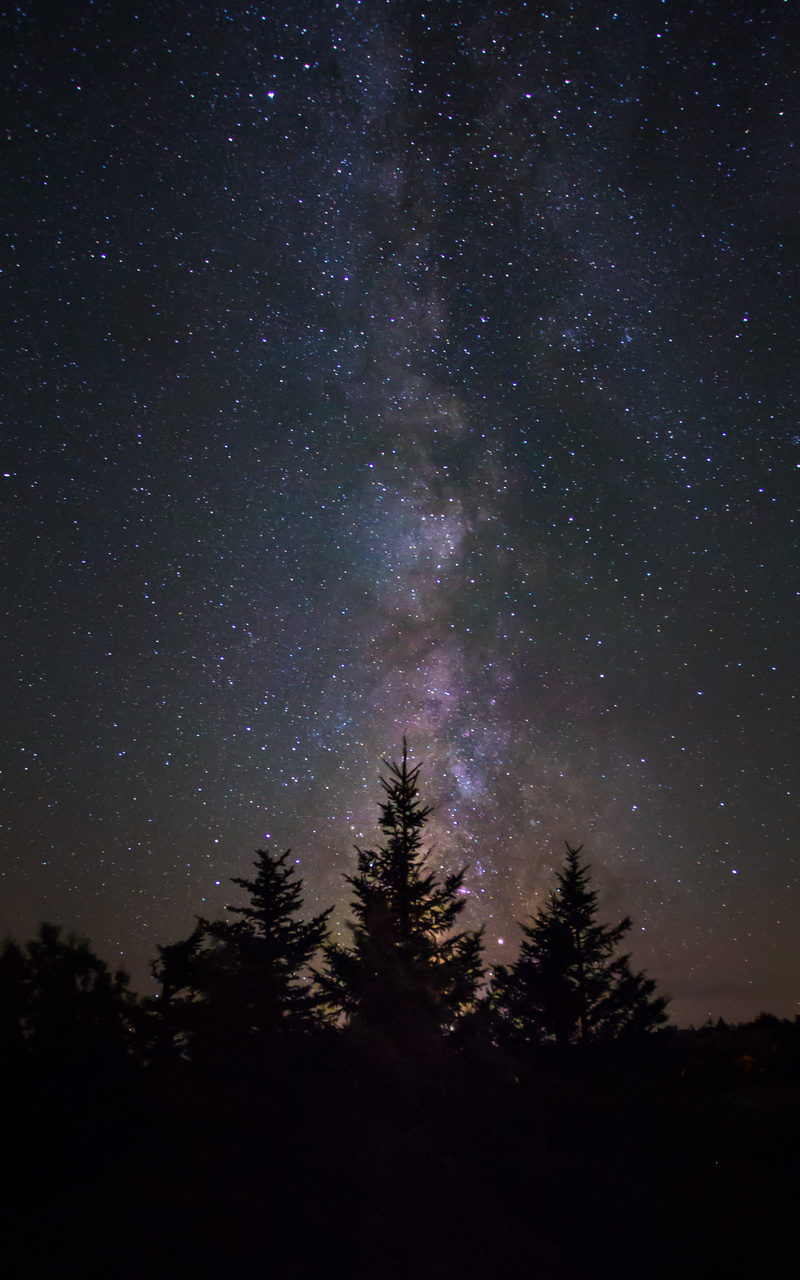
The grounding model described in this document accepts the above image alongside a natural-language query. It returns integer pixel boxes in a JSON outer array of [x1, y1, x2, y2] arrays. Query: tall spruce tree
[[320, 742, 484, 1039], [152, 848, 331, 1058], [495, 843, 667, 1049]]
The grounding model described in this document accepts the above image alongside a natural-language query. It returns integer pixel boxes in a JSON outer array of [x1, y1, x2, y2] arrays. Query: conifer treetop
[[496, 840, 667, 1048], [319, 740, 484, 1036]]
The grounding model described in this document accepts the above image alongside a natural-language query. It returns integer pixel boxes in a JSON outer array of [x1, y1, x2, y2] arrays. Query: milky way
[[3, 1, 799, 1022]]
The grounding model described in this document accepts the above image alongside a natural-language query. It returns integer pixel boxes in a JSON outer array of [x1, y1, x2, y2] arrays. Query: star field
[[2, 0, 799, 1023]]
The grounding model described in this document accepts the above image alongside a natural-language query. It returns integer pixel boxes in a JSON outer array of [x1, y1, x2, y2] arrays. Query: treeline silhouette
[[3, 746, 798, 1279]]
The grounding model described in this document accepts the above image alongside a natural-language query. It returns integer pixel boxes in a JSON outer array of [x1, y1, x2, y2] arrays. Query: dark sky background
[[3, 0, 799, 1025]]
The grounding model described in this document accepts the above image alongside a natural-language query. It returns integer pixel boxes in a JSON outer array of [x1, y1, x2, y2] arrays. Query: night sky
[[3, 0, 799, 1025]]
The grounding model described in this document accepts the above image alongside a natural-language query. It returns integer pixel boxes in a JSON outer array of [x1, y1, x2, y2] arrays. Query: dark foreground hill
[[5, 1031, 798, 1280]]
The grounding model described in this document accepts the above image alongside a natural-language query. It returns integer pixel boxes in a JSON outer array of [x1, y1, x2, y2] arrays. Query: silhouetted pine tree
[[320, 742, 484, 1040], [152, 848, 331, 1059], [495, 842, 667, 1049]]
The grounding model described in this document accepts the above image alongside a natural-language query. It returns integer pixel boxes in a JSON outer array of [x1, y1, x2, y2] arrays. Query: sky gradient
[[3, 0, 799, 1024]]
